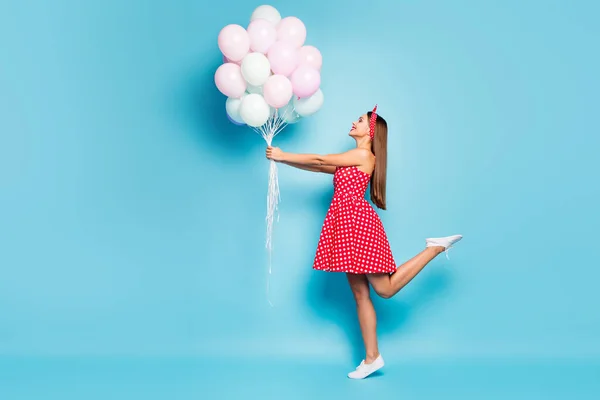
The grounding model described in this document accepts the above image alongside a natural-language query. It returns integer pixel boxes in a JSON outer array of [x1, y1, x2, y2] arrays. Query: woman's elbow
[[315, 155, 326, 166]]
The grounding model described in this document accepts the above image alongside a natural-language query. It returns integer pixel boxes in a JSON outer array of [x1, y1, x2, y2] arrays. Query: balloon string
[[252, 108, 297, 307], [255, 113, 280, 308], [265, 158, 279, 307]]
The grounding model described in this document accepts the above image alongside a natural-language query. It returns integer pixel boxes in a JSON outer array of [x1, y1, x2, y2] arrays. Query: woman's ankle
[[365, 351, 380, 364]]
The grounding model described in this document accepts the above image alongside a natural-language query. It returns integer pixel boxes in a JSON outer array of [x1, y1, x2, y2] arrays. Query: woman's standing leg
[[346, 273, 379, 363]]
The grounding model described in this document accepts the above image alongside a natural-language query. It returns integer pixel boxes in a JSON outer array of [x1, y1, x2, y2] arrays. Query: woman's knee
[[352, 285, 371, 302], [368, 277, 395, 299], [373, 286, 394, 299]]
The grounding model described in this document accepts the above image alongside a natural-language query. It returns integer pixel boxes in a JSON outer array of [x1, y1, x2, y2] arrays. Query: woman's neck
[[355, 137, 372, 151]]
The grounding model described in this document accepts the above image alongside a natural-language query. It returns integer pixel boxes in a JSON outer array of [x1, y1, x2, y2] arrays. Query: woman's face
[[349, 114, 370, 139]]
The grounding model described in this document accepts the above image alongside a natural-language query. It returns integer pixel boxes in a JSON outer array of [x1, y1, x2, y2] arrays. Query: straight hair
[[367, 111, 388, 210]]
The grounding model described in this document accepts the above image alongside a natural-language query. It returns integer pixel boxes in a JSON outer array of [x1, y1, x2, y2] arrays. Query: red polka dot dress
[[312, 166, 397, 274]]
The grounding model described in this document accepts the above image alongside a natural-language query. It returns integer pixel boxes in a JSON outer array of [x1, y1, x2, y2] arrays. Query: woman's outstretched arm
[[266, 146, 370, 168], [280, 161, 336, 174]]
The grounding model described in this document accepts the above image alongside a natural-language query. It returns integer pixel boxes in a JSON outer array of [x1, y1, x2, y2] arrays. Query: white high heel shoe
[[426, 234, 463, 259]]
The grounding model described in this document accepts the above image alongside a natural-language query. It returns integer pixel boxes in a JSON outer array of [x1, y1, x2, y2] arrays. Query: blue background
[[1, 0, 599, 398]]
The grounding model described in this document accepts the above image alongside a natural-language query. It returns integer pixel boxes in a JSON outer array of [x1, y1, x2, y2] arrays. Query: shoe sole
[[347, 363, 384, 379]]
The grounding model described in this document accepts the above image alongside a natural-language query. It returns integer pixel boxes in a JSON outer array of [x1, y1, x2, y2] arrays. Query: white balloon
[[278, 102, 301, 124], [246, 83, 263, 94], [241, 52, 271, 86], [250, 5, 282, 25], [293, 89, 324, 116], [240, 93, 270, 127], [226, 97, 245, 124]]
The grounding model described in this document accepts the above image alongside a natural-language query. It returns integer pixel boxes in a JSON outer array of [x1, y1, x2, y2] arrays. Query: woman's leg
[[346, 273, 380, 363], [367, 246, 444, 299]]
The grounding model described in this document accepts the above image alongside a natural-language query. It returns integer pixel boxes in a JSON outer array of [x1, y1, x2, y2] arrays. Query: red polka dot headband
[[369, 104, 378, 139]]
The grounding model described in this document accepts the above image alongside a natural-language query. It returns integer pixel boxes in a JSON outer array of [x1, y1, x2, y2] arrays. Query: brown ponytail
[[368, 111, 388, 210]]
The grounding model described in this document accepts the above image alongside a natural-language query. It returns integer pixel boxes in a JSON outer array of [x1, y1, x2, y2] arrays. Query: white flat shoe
[[426, 234, 463, 259], [347, 355, 384, 379]]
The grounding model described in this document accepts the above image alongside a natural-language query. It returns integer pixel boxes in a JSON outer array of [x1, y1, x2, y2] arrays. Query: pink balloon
[[267, 40, 299, 76], [290, 65, 320, 98], [218, 24, 250, 62], [263, 75, 293, 108], [247, 18, 277, 54], [277, 17, 306, 48], [298, 46, 322, 70], [222, 54, 242, 66], [214, 63, 247, 98]]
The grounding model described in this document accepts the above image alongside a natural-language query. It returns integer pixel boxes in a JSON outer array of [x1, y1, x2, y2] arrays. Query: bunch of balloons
[[214, 5, 324, 128], [214, 5, 324, 306]]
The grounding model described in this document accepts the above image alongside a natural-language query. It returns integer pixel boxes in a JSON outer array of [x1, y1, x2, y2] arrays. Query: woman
[[266, 106, 462, 379]]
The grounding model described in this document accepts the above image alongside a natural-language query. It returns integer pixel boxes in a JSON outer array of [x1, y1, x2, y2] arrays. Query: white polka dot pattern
[[312, 166, 397, 274]]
